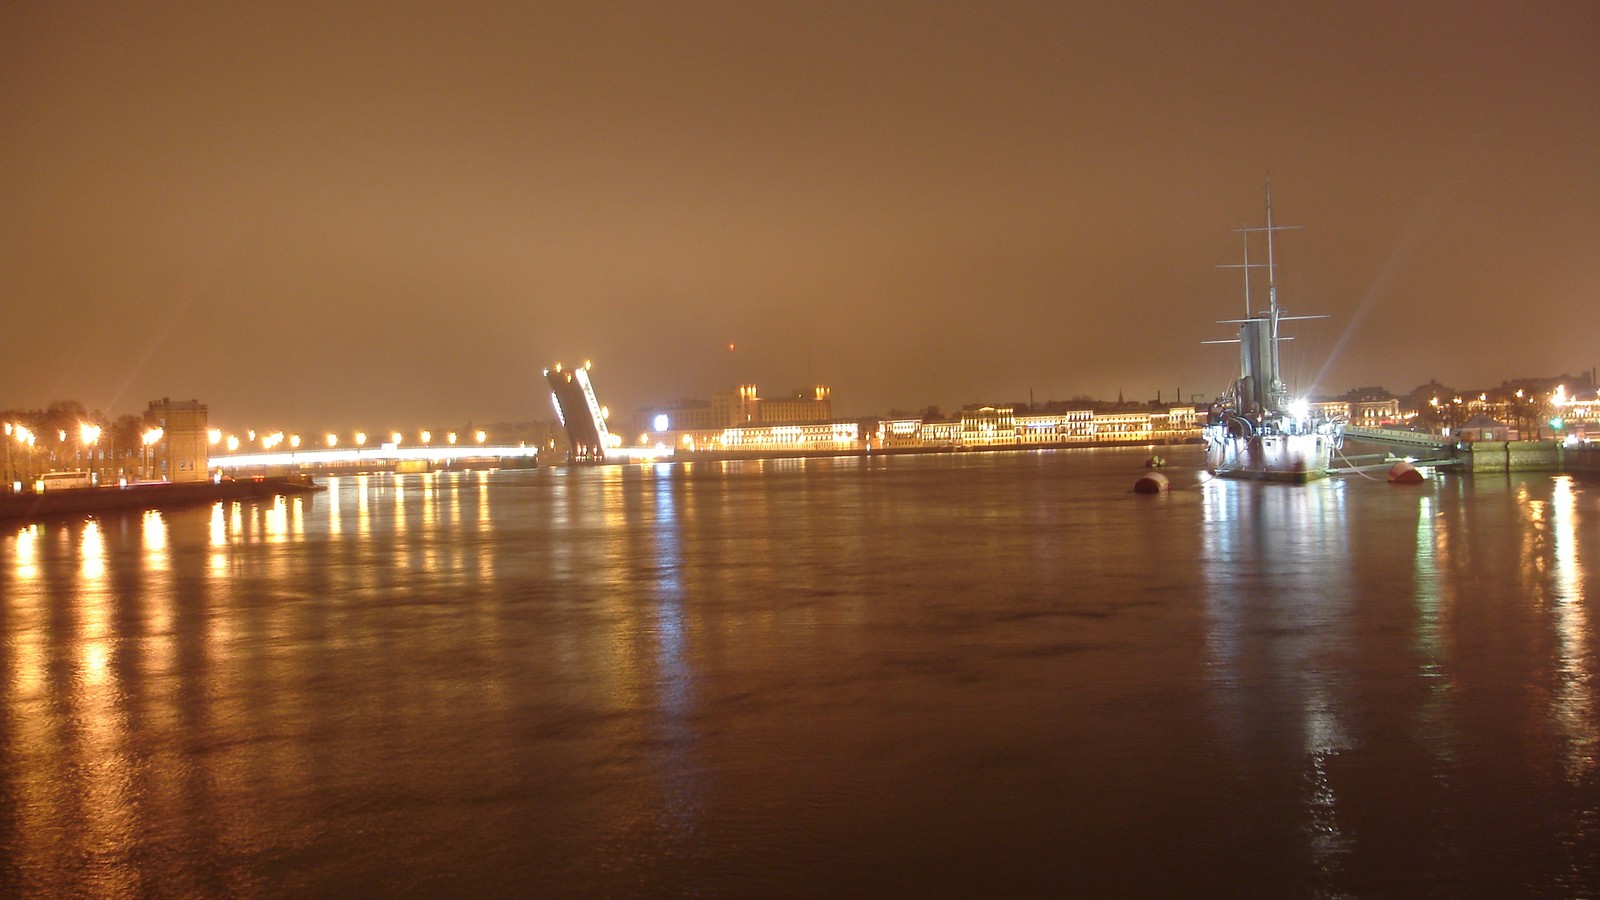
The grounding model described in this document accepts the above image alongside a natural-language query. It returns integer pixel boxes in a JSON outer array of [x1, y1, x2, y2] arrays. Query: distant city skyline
[[3, 2, 1595, 429], [5, 366, 1592, 446]]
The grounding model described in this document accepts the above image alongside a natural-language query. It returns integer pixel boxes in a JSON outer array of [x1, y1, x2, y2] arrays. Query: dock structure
[[1342, 425, 1457, 451], [1343, 425, 1597, 474]]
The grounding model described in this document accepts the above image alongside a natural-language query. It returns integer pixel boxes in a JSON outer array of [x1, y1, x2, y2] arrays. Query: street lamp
[[475, 430, 487, 444], [142, 427, 164, 481], [12, 425, 36, 491], [79, 423, 101, 482], [355, 432, 368, 447]]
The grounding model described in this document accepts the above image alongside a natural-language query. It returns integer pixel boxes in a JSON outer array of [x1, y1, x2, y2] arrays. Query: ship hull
[[1204, 427, 1336, 483]]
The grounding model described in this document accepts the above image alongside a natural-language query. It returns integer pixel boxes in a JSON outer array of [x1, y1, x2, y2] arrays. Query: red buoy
[[1387, 461, 1424, 484], [1134, 472, 1170, 493]]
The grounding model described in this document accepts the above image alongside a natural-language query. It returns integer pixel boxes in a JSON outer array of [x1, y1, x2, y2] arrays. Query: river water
[[0, 448, 1595, 897]]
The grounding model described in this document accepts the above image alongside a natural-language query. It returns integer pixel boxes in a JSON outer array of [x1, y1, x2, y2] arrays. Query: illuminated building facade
[[146, 398, 209, 482], [643, 385, 834, 434], [1311, 387, 1402, 427], [640, 404, 1202, 457]]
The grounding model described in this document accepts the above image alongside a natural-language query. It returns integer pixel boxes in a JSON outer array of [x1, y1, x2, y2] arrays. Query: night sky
[[3, 2, 1596, 432]]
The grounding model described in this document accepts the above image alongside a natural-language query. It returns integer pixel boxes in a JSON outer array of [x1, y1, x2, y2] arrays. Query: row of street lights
[[209, 428, 491, 454], [3, 419, 120, 488], [1425, 384, 1579, 440], [3, 417, 506, 491]]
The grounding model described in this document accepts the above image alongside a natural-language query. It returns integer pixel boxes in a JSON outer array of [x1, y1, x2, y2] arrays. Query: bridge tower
[[544, 361, 611, 463]]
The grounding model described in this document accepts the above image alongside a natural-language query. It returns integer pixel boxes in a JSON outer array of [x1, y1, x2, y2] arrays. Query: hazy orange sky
[[2, 1, 1596, 431]]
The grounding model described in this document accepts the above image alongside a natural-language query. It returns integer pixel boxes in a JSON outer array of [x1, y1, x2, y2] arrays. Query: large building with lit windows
[[145, 398, 209, 482], [577, 362, 1207, 460], [639, 385, 834, 436], [634, 401, 1202, 458], [1310, 387, 1402, 427]]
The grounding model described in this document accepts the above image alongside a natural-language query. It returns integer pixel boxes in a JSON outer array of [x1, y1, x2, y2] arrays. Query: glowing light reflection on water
[[0, 453, 1595, 896]]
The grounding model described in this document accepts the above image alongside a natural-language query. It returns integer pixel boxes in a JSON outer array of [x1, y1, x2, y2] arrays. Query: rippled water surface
[[2, 448, 1597, 896]]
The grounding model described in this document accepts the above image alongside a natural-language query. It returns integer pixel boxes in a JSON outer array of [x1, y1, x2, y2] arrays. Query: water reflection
[[327, 475, 341, 535], [357, 473, 371, 532], [80, 518, 106, 581], [1549, 476, 1595, 785], [649, 464, 699, 839], [0, 460, 1594, 895], [13, 521, 39, 582], [1201, 478, 1357, 880]]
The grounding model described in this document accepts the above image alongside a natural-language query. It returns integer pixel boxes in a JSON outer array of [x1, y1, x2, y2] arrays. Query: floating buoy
[[1134, 472, 1170, 493], [1387, 461, 1424, 484]]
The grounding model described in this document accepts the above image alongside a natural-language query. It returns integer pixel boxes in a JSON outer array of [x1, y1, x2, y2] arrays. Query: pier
[[1343, 424, 1593, 475]]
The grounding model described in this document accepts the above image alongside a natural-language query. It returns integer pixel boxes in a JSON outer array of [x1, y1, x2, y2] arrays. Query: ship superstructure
[[1202, 184, 1342, 482]]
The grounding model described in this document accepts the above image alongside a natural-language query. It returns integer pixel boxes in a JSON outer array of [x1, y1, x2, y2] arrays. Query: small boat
[[1201, 182, 1343, 483]]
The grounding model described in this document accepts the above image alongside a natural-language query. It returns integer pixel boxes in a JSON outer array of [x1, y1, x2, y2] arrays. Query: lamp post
[[142, 427, 164, 482], [2, 423, 14, 490], [12, 425, 35, 490], [79, 422, 101, 483]]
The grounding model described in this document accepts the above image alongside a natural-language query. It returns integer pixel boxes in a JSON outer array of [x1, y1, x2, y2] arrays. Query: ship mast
[[1264, 179, 1285, 409], [1237, 177, 1303, 414], [1205, 181, 1320, 420]]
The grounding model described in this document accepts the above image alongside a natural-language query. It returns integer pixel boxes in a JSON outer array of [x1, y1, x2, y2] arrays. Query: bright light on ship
[[1288, 399, 1310, 420], [654, 414, 669, 432]]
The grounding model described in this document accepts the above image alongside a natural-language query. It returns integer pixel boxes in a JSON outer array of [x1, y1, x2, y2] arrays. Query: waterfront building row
[[2, 398, 209, 491], [637, 384, 834, 433], [640, 404, 1203, 456]]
